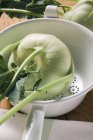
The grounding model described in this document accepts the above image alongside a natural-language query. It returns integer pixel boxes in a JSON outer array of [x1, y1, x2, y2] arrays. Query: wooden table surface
[[0, 1, 93, 122]]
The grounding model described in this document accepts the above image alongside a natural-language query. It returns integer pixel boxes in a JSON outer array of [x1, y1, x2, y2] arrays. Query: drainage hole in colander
[[68, 75, 83, 95], [47, 74, 83, 100]]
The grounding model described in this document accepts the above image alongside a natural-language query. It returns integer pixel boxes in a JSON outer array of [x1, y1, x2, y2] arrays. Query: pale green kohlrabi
[[8, 33, 74, 100], [0, 33, 74, 124], [63, 0, 93, 31]]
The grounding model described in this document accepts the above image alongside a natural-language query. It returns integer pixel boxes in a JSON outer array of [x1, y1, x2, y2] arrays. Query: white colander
[[0, 8, 93, 140]]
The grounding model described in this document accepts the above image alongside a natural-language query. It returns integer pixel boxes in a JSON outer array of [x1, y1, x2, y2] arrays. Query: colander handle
[[22, 105, 45, 140]]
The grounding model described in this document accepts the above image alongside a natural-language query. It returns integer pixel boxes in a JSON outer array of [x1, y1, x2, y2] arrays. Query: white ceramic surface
[[0, 109, 93, 140]]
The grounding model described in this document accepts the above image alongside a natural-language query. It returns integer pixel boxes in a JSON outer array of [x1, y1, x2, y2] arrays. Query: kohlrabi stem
[[0, 73, 73, 125], [0, 41, 20, 56], [0, 8, 43, 18], [0, 48, 43, 101]]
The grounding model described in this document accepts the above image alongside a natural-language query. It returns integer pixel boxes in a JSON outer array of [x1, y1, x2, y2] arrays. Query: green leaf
[[0, 55, 8, 74], [0, 70, 14, 95], [8, 78, 25, 105], [0, 55, 15, 95]]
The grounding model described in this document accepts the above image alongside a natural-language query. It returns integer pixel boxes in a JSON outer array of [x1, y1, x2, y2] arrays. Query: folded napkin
[[0, 109, 93, 140]]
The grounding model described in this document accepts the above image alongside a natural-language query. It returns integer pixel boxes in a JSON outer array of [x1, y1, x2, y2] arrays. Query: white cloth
[[0, 109, 93, 140]]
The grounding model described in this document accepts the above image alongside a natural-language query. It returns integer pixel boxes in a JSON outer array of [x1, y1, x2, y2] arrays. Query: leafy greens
[[0, 0, 70, 18], [0, 55, 14, 95]]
